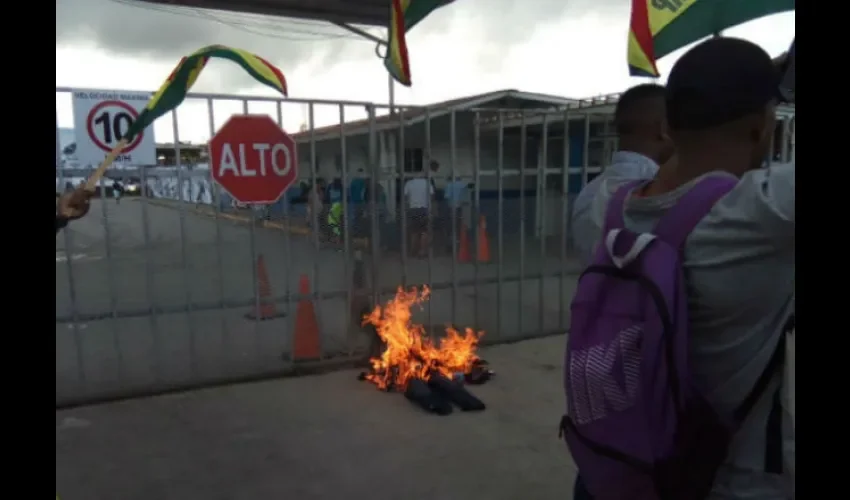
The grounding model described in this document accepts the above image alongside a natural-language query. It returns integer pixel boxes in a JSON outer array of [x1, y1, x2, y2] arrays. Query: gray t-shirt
[[572, 151, 661, 262], [573, 163, 795, 499]]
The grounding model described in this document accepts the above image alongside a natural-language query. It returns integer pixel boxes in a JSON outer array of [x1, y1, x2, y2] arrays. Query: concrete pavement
[[55, 335, 577, 500]]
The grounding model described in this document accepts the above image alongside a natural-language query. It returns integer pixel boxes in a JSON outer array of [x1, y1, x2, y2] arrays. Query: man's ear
[[657, 118, 671, 142], [743, 112, 770, 145], [659, 129, 672, 145]]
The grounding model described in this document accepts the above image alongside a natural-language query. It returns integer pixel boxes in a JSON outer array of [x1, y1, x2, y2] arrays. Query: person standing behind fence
[[327, 200, 343, 246], [403, 164, 434, 259], [306, 179, 325, 231], [328, 176, 343, 205], [111, 179, 124, 205], [427, 160, 452, 253], [349, 168, 367, 236], [363, 180, 388, 248], [571, 83, 674, 262], [570, 37, 794, 499], [443, 177, 469, 252]]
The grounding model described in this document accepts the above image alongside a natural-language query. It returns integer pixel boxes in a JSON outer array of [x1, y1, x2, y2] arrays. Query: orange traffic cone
[[476, 215, 491, 263], [293, 274, 321, 361], [244, 254, 286, 320], [458, 220, 471, 262]]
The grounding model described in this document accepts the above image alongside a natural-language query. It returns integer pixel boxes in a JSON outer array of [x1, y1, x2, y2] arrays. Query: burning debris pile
[[358, 286, 494, 415]]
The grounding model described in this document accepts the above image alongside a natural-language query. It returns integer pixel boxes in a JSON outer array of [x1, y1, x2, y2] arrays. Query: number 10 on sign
[[87, 101, 142, 153], [93, 107, 134, 145], [71, 89, 157, 167]]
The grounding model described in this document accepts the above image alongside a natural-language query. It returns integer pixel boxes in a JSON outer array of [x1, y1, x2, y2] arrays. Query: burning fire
[[363, 286, 484, 391]]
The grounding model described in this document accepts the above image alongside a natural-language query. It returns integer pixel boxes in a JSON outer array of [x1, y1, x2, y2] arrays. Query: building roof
[[477, 92, 795, 129], [155, 142, 206, 151], [129, 0, 450, 27], [292, 89, 580, 142]]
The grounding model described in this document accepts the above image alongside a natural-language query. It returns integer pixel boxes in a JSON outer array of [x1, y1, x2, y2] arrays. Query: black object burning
[[358, 365, 493, 416], [427, 373, 486, 412], [355, 286, 495, 415], [404, 378, 453, 415]]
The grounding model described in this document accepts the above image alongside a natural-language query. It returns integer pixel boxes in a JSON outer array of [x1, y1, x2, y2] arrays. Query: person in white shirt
[[570, 82, 676, 500], [572, 38, 794, 499], [306, 179, 325, 230], [443, 177, 469, 251], [571, 83, 675, 263], [403, 164, 435, 258]]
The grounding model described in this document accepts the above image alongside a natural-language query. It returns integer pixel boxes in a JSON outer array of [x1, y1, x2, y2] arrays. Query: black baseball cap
[[666, 37, 782, 131]]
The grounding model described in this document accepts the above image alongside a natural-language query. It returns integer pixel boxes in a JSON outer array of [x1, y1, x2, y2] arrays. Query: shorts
[[407, 207, 429, 233]]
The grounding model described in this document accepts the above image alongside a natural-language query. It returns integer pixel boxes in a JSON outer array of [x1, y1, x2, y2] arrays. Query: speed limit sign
[[71, 89, 156, 167]]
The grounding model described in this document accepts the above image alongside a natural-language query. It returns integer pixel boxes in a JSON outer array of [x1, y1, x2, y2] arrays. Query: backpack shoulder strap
[[652, 175, 738, 248], [602, 179, 646, 233]]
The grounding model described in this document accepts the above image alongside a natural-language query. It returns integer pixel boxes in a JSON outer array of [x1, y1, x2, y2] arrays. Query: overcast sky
[[56, 0, 795, 143]]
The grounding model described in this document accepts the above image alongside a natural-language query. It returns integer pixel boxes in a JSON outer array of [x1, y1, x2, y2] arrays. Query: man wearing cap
[[572, 37, 794, 499]]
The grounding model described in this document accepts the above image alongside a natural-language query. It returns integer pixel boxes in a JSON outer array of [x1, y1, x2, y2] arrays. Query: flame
[[363, 286, 483, 391]]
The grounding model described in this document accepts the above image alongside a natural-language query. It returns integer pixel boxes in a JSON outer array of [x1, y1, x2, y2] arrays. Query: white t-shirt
[[307, 186, 323, 215], [404, 178, 433, 209], [572, 151, 660, 262], [573, 163, 795, 499]]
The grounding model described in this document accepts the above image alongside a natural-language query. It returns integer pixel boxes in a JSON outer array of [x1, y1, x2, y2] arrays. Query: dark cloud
[[56, 0, 624, 91], [56, 0, 373, 92]]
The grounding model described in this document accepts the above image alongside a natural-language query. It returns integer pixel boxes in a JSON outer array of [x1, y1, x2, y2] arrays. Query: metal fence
[[55, 89, 796, 407]]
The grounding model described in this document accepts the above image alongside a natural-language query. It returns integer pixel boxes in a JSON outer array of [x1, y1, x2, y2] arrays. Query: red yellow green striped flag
[[384, 0, 454, 86], [124, 45, 288, 141], [628, 0, 795, 77]]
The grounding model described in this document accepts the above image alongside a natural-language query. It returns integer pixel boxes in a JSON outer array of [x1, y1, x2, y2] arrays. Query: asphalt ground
[[56, 335, 578, 500]]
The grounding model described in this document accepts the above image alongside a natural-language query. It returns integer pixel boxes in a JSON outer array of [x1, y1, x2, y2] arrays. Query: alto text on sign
[[71, 89, 156, 167], [209, 115, 299, 205], [217, 143, 292, 178]]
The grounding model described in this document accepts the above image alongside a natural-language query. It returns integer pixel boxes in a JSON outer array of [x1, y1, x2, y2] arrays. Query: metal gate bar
[[55, 87, 795, 407]]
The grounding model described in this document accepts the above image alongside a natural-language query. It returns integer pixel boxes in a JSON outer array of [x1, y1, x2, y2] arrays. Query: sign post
[[209, 115, 299, 205], [71, 89, 157, 167]]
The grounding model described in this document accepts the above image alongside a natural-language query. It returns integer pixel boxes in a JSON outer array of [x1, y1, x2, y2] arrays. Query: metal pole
[[332, 22, 387, 46], [328, 21, 393, 114], [56, 110, 62, 172], [388, 73, 395, 115]]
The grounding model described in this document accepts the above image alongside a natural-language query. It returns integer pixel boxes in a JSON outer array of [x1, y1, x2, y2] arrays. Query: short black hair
[[614, 84, 666, 135], [666, 37, 780, 132]]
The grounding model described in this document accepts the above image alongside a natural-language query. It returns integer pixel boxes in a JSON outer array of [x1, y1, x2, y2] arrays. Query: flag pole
[[84, 139, 129, 191], [388, 73, 395, 115]]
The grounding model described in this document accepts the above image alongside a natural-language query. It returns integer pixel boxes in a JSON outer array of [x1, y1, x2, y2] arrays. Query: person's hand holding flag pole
[[83, 45, 289, 192]]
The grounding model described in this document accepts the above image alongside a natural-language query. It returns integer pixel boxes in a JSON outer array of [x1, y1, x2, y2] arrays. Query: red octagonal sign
[[209, 115, 299, 205]]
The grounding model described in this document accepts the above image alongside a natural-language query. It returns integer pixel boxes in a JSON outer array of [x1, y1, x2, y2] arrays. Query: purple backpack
[[560, 176, 783, 499]]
